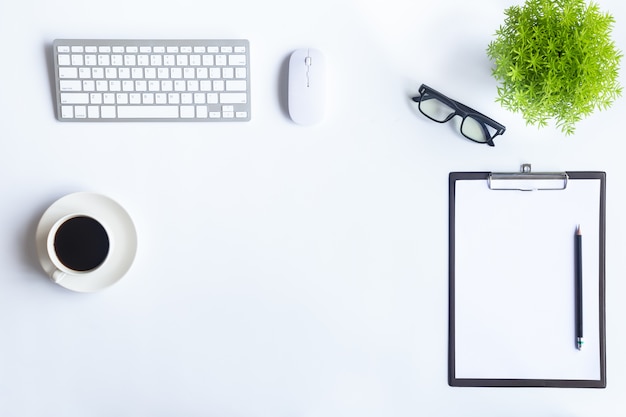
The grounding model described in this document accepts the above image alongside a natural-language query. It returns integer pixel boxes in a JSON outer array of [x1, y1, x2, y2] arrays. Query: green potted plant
[[487, 0, 623, 135]]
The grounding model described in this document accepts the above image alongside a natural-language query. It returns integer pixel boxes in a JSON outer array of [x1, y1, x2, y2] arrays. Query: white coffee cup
[[46, 214, 112, 284]]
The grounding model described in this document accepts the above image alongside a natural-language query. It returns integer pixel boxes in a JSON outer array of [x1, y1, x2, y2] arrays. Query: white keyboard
[[53, 39, 250, 122]]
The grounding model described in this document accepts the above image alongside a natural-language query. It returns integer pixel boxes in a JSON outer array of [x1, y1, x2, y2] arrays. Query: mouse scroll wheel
[[305, 56, 312, 66]]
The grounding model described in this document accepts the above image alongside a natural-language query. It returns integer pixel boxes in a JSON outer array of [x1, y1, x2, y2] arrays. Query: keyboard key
[[197, 106, 208, 118], [180, 106, 195, 118], [60, 80, 82, 91], [90, 93, 103, 104], [98, 55, 110, 66], [158, 68, 169, 79], [85, 55, 97, 65], [228, 55, 246, 66], [184, 68, 195, 79], [88, 106, 100, 118], [164, 55, 175, 66], [150, 55, 162, 66], [216, 55, 227, 66], [220, 93, 247, 104], [79, 68, 91, 78], [226, 80, 247, 91], [117, 105, 180, 118], [74, 105, 87, 118], [59, 67, 78, 78], [132, 68, 144, 79], [61, 105, 74, 118], [171, 68, 182, 78], [61, 93, 89, 104], [101, 106, 116, 117], [58, 55, 71, 65]]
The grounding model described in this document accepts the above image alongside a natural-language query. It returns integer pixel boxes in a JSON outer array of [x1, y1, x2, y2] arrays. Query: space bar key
[[116, 106, 180, 118]]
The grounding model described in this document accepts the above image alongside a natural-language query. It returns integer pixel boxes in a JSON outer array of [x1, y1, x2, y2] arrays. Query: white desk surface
[[1, 0, 625, 415]]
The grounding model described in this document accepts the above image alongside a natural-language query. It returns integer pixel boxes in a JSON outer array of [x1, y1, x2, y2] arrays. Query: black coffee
[[53, 216, 110, 272]]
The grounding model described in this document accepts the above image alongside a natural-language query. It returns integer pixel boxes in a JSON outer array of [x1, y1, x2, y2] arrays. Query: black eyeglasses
[[411, 84, 505, 147]]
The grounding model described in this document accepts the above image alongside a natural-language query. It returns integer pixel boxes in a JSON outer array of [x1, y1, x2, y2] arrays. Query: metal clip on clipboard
[[488, 164, 569, 191]]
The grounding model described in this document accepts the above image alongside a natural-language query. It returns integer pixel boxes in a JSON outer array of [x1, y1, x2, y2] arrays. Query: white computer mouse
[[288, 48, 326, 125]]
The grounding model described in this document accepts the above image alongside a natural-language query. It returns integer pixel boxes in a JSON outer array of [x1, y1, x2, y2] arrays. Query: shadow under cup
[[53, 216, 110, 273]]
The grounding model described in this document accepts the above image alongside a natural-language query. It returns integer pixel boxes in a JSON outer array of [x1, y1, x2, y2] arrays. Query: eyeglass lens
[[418, 97, 455, 122], [419, 96, 491, 143], [460, 117, 490, 143]]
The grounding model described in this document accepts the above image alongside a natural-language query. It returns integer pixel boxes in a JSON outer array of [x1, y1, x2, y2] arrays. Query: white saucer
[[36, 192, 137, 292]]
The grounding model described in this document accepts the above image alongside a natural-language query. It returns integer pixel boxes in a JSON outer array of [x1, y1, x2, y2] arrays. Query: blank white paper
[[453, 178, 602, 381]]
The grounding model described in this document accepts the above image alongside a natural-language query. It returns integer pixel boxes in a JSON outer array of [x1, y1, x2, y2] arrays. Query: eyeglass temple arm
[[455, 100, 506, 134]]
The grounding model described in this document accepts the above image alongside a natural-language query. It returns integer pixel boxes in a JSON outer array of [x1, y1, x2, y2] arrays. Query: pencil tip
[[576, 224, 581, 235]]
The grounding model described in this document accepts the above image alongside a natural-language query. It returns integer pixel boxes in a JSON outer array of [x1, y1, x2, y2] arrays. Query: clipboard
[[448, 165, 606, 388]]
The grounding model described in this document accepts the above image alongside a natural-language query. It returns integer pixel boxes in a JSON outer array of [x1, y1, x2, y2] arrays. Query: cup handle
[[52, 270, 67, 283]]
